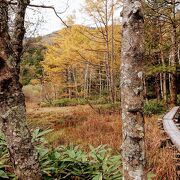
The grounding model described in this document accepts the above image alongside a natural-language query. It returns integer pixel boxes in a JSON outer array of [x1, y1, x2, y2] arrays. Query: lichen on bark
[[121, 0, 146, 179], [0, 0, 41, 179]]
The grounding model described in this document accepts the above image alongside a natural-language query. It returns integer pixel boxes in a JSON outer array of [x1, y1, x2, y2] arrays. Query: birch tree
[[84, 0, 120, 102], [121, 0, 145, 179]]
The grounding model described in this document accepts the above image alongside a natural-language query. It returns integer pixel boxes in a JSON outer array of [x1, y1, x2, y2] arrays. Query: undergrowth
[[40, 97, 114, 108], [144, 100, 166, 116], [0, 129, 122, 179], [26, 105, 176, 179]]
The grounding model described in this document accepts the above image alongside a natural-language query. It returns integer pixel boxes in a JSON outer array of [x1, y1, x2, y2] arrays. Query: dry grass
[[145, 116, 176, 179], [27, 105, 176, 179]]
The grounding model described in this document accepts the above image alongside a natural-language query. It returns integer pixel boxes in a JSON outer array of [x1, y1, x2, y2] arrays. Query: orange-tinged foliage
[[42, 24, 121, 99]]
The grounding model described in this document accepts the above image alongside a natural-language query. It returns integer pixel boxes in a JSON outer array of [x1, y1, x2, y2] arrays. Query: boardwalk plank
[[163, 106, 180, 152]]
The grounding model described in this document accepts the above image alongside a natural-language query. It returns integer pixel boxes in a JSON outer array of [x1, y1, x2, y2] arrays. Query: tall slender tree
[[121, 0, 145, 179], [84, 0, 120, 102], [145, 0, 180, 106]]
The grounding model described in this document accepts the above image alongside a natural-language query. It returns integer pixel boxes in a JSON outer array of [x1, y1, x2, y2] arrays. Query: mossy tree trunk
[[120, 0, 146, 179], [0, 0, 41, 179]]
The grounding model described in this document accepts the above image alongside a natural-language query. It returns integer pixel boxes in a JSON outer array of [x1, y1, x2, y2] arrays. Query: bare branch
[[8, 0, 69, 28]]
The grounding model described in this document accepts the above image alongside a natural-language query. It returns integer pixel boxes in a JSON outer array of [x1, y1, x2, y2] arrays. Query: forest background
[[1, 0, 179, 179], [23, 0, 180, 109]]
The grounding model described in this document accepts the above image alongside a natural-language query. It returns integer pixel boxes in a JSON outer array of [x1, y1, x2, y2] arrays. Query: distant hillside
[[38, 31, 60, 45], [24, 30, 60, 47]]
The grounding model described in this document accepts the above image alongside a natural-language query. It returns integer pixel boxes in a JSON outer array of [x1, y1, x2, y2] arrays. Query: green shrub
[[0, 129, 122, 180], [39, 145, 122, 180], [53, 98, 86, 107], [41, 96, 121, 108], [90, 96, 109, 105], [97, 103, 120, 114], [40, 101, 53, 107], [53, 98, 76, 107], [41, 98, 86, 107], [0, 132, 16, 179], [144, 100, 166, 116]]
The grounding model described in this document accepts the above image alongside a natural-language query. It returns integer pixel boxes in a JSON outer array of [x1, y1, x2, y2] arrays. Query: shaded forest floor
[[27, 104, 176, 179]]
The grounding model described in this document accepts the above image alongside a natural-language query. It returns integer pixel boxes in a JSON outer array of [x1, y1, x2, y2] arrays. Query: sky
[[26, 0, 85, 36], [26, 0, 122, 36]]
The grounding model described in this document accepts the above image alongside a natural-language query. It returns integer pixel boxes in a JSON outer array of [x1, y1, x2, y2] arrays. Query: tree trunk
[[0, 1, 41, 179], [161, 52, 167, 105], [72, 68, 78, 98], [170, 24, 177, 107], [144, 79, 148, 103], [159, 23, 167, 105], [121, 0, 145, 179], [0, 78, 41, 180], [155, 75, 161, 102], [160, 73, 163, 99], [99, 66, 102, 97], [169, 53, 172, 100], [162, 73, 167, 105], [110, 0, 116, 103], [104, 0, 115, 103], [89, 68, 92, 95], [68, 66, 72, 99], [170, 0, 177, 107], [84, 63, 89, 98]]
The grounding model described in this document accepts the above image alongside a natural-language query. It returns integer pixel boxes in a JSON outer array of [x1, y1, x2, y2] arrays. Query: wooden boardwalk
[[160, 106, 180, 178], [163, 106, 180, 151]]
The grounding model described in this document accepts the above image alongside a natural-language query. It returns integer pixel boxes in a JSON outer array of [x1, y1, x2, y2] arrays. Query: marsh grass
[[27, 105, 176, 179]]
